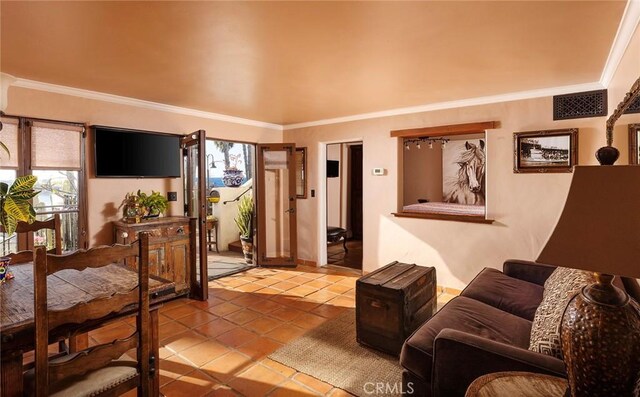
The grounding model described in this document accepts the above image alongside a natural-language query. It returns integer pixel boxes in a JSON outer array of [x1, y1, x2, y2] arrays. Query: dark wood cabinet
[[114, 217, 192, 293]]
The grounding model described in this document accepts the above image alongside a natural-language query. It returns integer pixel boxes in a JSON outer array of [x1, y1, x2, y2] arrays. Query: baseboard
[[438, 285, 462, 296], [296, 258, 318, 267]]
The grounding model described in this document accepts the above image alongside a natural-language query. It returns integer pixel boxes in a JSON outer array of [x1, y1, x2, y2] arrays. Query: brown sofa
[[399, 259, 640, 397]]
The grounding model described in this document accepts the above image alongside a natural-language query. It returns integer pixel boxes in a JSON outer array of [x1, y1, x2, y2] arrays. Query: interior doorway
[[204, 139, 256, 279], [325, 141, 363, 270]]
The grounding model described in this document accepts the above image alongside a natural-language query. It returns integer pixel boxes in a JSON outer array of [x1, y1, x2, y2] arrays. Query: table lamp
[[537, 77, 640, 397]]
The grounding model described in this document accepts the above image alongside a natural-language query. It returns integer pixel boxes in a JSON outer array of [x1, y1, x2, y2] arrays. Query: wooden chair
[[26, 233, 152, 397], [1, 214, 62, 264]]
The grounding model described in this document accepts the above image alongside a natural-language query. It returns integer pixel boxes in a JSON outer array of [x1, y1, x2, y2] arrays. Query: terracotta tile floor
[[88, 265, 456, 397]]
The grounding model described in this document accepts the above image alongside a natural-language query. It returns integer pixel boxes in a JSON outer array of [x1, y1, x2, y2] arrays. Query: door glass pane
[[32, 170, 79, 251], [263, 149, 291, 258], [184, 144, 201, 279], [0, 169, 18, 255]]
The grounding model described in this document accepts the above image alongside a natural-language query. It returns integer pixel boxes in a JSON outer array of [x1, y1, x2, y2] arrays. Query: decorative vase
[[223, 169, 244, 188], [0, 256, 14, 283], [240, 236, 253, 264]]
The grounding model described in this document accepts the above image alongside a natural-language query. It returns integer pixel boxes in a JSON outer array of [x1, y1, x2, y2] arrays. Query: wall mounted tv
[[94, 126, 181, 178]]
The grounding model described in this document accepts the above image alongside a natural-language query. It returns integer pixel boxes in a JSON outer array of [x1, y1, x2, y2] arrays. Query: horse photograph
[[442, 139, 486, 205]]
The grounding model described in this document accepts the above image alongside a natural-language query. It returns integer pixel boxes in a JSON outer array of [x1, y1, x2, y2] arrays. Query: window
[[392, 121, 497, 223], [0, 116, 87, 254]]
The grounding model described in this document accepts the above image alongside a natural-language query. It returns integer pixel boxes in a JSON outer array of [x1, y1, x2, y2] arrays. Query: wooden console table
[[114, 217, 192, 293]]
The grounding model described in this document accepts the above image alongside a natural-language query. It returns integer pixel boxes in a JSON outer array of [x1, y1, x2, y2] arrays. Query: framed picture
[[629, 124, 640, 165], [513, 128, 578, 173], [295, 147, 307, 198]]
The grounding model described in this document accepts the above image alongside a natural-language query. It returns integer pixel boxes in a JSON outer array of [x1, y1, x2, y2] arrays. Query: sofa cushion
[[461, 268, 544, 321], [528, 267, 595, 359], [400, 296, 532, 381]]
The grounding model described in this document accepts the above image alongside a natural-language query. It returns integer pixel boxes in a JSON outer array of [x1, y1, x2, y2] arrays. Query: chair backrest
[[33, 233, 150, 397], [1, 214, 62, 264]]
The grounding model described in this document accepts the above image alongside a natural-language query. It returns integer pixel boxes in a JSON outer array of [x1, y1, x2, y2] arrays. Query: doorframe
[[203, 137, 258, 270], [317, 138, 364, 268], [255, 143, 298, 267]]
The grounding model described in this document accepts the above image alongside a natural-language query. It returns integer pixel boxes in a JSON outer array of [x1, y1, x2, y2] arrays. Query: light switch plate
[[372, 168, 386, 176]]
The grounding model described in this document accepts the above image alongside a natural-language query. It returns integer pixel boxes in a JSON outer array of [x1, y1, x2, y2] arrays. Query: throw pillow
[[528, 267, 596, 358]]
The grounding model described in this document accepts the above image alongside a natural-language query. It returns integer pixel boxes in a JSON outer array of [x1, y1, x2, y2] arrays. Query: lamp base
[[561, 273, 640, 396]]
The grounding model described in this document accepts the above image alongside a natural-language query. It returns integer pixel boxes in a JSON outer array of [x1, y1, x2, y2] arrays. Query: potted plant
[[234, 195, 253, 264], [222, 154, 245, 188], [137, 190, 169, 218], [0, 175, 39, 282], [1, 175, 40, 234]]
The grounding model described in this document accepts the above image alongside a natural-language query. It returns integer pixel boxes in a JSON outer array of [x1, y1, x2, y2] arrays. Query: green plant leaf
[[9, 189, 39, 200], [4, 196, 33, 222], [9, 175, 37, 193], [234, 195, 254, 238], [0, 183, 8, 196], [1, 212, 17, 236]]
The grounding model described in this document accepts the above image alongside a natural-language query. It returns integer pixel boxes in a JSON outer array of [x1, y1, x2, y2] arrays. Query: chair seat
[[327, 227, 347, 242], [25, 359, 138, 397], [400, 296, 532, 381]]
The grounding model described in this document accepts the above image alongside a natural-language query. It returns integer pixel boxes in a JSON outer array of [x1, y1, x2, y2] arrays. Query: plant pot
[[223, 169, 245, 188], [240, 236, 253, 264], [0, 256, 14, 283]]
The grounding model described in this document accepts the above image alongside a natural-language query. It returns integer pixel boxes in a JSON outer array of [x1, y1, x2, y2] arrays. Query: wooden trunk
[[356, 261, 437, 356], [114, 217, 191, 294]]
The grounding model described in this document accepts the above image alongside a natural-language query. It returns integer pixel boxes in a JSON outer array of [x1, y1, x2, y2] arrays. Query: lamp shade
[[537, 165, 640, 278], [0, 73, 17, 112]]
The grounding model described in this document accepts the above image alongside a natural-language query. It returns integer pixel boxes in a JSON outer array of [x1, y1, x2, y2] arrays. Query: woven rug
[[268, 309, 404, 397]]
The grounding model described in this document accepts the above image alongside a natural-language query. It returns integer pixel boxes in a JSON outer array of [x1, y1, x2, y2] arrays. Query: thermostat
[[372, 168, 386, 176]]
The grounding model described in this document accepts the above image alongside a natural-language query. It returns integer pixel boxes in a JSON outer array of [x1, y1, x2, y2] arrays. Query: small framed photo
[[629, 124, 639, 165], [513, 128, 578, 173]]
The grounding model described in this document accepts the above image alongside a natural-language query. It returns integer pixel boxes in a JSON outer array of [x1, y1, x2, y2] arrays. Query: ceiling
[[0, 1, 627, 126]]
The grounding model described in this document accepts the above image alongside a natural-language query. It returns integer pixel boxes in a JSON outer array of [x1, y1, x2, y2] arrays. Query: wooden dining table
[[0, 261, 180, 397]]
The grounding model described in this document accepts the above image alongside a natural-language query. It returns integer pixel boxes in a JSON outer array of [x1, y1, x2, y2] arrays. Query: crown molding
[[283, 81, 604, 130], [12, 78, 283, 131], [600, 0, 640, 88]]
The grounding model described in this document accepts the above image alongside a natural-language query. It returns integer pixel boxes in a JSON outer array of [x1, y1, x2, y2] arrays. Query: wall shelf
[[392, 212, 495, 224]]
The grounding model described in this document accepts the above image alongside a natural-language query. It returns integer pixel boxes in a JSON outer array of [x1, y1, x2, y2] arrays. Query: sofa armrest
[[432, 328, 565, 397], [502, 259, 556, 286]]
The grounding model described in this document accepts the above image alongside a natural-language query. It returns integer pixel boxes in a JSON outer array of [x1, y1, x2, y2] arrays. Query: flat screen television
[[327, 160, 340, 178], [94, 126, 181, 178]]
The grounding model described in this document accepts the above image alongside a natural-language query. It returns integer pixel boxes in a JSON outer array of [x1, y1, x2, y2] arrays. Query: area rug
[[268, 309, 404, 397]]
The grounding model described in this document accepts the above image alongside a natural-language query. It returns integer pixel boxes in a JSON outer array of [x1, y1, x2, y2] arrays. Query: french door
[[256, 143, 297, 267], [182, 130, 208, 301]]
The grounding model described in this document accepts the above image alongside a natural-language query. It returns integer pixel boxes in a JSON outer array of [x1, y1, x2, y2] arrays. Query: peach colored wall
[[5, 87, 282, 246], [286, 27, 640, 290], [402, 140, 443, 206], [326, 144, 342, 228]]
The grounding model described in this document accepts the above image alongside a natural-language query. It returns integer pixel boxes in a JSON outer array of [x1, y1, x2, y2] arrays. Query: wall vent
[[553, 89, 607, 120], [623, 95, 640, 115]]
